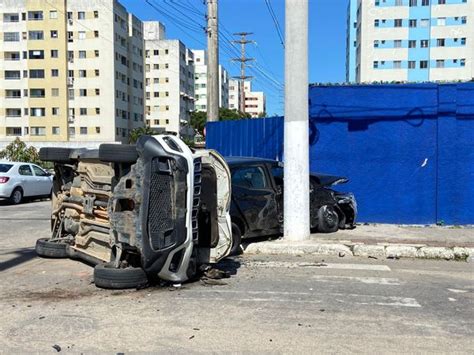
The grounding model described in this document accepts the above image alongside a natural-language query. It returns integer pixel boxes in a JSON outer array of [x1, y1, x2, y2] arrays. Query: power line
[[264, 0, 285, 49]]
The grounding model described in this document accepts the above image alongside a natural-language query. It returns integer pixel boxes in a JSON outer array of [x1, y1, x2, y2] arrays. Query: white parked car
[[0, 162, 53, 204]]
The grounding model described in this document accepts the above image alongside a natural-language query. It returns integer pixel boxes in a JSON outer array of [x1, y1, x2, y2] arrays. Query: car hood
[[310, 173, 348, 186]]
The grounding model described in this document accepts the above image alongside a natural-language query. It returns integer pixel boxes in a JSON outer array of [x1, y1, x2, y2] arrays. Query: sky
[[121, 0, 349, 116]]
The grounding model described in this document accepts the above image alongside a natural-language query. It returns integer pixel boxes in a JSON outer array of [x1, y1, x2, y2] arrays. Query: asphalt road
[[0, 201, 473, 353]]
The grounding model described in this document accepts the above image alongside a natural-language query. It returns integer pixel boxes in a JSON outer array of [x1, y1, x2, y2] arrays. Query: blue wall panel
[[206, 83, 474, 225]]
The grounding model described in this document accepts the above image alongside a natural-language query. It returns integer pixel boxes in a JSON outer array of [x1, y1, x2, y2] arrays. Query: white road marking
[[448, 298, 457, 302], [181, 290, 421, 308], [244, 261, 391, 271], [447, 288, 468, 294], [311, 275, 401, 285]]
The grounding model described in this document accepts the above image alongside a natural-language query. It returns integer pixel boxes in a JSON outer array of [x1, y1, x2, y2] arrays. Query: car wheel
[[93, 262, 148, 289], [229, 223, 243, 256], [98, 144, 138, 163], [39, 147, 73, 163], [35, 238, 68, 258], [9, 188, 23, 205], [317, 205, 339, 233]]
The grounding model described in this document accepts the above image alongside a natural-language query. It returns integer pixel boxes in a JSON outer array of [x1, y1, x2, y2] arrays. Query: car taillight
[[0, 177, 9, 184]]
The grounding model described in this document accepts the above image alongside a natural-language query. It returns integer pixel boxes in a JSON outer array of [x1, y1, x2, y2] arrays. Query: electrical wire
[[264, 0, 285, 48]]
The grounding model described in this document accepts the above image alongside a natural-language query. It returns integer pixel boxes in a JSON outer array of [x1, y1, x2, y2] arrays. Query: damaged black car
[[226, 157, 357, 254]]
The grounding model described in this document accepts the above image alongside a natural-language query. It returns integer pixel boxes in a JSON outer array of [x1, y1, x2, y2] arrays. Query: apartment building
[[346, 0, 474, 83], [192, 49, 229, 112], [144, 21, 194, 134], [228, 79, 266, 117], [0, 0, 145, 148]]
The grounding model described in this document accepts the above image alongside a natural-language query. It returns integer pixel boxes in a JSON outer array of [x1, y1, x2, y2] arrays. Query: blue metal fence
[[206, 83, 474, 225]]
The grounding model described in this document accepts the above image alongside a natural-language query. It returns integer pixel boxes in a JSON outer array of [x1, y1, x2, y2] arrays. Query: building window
[[31, 108, 45, 117], [95, 127, 101, 134], [3, 13, 20, 22], [421, 40, 429, 48], [50, 10, 57, 19], [69, 127, 76, 137], [409, 19, 417, 28], [52, 88, 59, 96], [438, 0, 445, 4], [154, 50, 159, 55], [460, 59, 466, 67], [461, 16, 467, 24], [4, 32, 20, 42], [393, 61, 402, 69], [420, 19, 429, 27], [78, 31, 86, 40], [95, 69, 100, 76], [29, 50, 44, 59], [51, 69, 59, 77], [78, 12, 85, 20], [80, 127, 87, 135], [420, 60, 428, 69], [461, 38, 466, 45], [31, 127, 46, 136], [94, 31, 99, 38], [95, 89, 100, 95], [422, 0, 430, 5], [28, 31, 44, 41], [437, 38, 445, 47], [409, 0, 417, 6], [373, 61, 379, 69], [79, 70, 87, 77], [50, 30, 58, 38], [29, 69, 45, 78], [408, 61, 416, 69], [80, 89, 87, 96], [436, 60, 445, 68], [5, 90, 21, 98], [409, 40, 416, 48], [95, 108, 100, 114], [6, 109, 22, 117], [94, 11, 99, 18], [374, 40, 379, 48], [95, 50, 100, 57], [28, 11, 43, 21], [394, 40, 402, 48], [52, 107, 59, 115], [437, 17, 446, 26], [80, 108, 87, 115], [394, 19, 402, 27], [51, 50, 58, 58], [52, 127, 60, 135], [395, 0, 403, 5], [30, 89, 45, 97]]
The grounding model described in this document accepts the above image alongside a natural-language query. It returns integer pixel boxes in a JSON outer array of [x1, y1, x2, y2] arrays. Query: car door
[[231, 165, 280, 235], [17, 164, 35, 197], [269, 163, 284, 224], [31, 165, 52, 195]]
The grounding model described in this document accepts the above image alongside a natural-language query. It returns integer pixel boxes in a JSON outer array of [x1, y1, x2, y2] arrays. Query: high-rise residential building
[[192, 49, 229, 112], [346, 0, 474, 83], [228, 79, 266, 118], [0, 0, 145, 148], [144, 21, 194, 134]]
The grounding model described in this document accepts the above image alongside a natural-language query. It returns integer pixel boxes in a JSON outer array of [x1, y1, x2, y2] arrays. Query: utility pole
[[206, 0, 219, 122], [232, 33, 254, 113], [284, 0, 310, 241]]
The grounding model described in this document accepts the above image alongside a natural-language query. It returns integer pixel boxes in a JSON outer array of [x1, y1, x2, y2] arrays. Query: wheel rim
[[323, 207, 337, 227], [13, 190, 21, 204]]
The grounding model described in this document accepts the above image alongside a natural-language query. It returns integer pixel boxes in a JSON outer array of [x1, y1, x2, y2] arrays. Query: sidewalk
[[244, 224, 474, 261]]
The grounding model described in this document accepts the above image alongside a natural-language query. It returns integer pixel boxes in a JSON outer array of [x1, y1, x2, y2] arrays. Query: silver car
[[0, 162, 53, 204]]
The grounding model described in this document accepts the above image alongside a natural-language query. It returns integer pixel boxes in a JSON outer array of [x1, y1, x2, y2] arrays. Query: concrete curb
[[244, 241, 474, 261]]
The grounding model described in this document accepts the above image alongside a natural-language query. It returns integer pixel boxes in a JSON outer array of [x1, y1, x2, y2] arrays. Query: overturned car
[[36, 135, 232, 289]]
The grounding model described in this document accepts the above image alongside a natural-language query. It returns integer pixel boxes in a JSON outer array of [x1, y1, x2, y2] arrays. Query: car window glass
[[271, 166, 283, 186], [18, 165, 33, 176], [32, 165, 48, 176], [0, 164, 13, 173], [233, 167, 267, 189]]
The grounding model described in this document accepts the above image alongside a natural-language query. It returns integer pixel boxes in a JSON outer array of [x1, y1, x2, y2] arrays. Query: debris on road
[[52, 344, 61, 352]]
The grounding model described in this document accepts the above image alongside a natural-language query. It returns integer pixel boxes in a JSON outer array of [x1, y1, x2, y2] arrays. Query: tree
[[129, 126, 160, 144], [257, 111, 268, 118], [0, 138, 40, 164], [189, 108, 251, 134]]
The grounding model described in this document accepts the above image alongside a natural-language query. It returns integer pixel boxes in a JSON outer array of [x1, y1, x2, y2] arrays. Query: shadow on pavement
[[0, 247, 38, 272]]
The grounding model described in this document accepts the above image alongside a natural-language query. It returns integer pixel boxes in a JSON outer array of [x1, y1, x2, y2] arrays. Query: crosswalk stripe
[[311, 275, 400, 285]]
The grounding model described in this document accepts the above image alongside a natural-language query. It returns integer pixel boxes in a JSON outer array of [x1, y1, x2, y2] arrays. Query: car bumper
[[0, 184, 14, 198], [336, 193, 358, 225]]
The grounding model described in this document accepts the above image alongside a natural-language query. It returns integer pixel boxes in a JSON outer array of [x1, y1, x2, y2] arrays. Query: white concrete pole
[[284, 0, 310, 241], [207, 0, 219, 122]]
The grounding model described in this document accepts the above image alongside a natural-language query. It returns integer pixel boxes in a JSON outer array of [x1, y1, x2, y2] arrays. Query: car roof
[[0, 161, 32, 165], [224, 156, 279, 167]]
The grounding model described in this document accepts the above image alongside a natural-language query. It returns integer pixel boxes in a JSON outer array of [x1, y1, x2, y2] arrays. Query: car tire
[[338, 214, 347, 230], [98, 144, 138, 163], [229, 223, 243, 256], [93, 262, 148, 289], [9, 187, 23, 205], [317, 205, 339, 233], [35, 238, 68, 258], [39, 147, 73, 164]]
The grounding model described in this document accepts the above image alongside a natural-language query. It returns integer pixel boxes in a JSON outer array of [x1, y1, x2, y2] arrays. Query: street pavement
[[0, 200, 473, 353]]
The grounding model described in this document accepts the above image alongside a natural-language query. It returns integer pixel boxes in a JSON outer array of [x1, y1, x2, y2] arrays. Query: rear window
[[0, 164, 13, 173]]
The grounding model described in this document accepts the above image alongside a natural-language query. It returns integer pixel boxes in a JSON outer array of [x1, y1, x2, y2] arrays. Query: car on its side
[[0, 162, 53, 204], [226, 157, 357, 254]]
